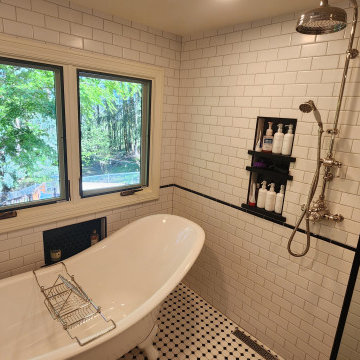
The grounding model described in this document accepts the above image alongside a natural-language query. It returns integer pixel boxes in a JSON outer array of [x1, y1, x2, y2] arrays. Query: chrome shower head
[[299, 100, 323, 130], [296, 0, 347, 35], [299, 100, 316, 113]]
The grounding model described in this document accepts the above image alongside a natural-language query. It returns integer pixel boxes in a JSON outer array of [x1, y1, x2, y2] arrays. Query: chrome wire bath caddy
[[33, 262, 116, 346]]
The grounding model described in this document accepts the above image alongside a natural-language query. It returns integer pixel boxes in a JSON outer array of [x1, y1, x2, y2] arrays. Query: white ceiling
[[71, 0, 323, 36]]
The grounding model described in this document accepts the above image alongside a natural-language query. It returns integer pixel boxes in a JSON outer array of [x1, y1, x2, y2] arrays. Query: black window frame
[[0, 57, 69, 213], [76, 69, 151, 199]]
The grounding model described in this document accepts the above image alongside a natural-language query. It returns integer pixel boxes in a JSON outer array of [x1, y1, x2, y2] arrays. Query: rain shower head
[[296, 0, 347, 35]]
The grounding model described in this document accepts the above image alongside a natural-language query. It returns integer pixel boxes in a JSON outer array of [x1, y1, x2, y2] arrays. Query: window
[[0, 58, 67, 211], [0, 35, 163, 233], [77, 70, 151, 197]]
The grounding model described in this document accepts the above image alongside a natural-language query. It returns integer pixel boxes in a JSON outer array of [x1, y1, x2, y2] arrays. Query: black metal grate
[[233, 329, 278, 360], [43, 217, 106, 265]]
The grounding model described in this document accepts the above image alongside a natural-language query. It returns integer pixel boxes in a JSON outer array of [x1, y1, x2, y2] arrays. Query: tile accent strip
[[160, 184, 356, 252]]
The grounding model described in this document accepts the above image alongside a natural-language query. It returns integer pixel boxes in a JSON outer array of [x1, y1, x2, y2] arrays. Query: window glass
[[0, 59, 67, 211], [78, 71, 150, 197]]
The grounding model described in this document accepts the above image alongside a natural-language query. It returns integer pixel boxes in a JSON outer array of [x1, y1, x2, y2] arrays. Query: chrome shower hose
[[287, 127, 323, 257]]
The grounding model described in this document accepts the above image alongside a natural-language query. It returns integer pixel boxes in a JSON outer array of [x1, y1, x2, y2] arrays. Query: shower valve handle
[[348, 49, 359, 59], [321, 158, 342, 168], [324, 213, 344, 222], [326, 128, 339, 135]]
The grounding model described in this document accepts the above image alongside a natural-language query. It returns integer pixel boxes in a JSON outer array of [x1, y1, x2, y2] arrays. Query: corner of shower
[[287, 0, 358, 257]]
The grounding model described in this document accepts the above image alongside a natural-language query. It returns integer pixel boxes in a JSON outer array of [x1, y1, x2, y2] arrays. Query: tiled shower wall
[[338, 277, 360, 360], [174, 189, 354, 360], [176, 1, 360, 248], [175, 1, 360, 359], [0, 0, 180, 277]]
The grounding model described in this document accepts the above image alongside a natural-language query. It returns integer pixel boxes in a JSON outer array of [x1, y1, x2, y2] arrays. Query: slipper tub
[[0, 214, 205, 360]]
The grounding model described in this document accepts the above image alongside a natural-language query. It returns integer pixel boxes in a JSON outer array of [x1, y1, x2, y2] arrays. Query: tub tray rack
[[33, 262, 116, 346]]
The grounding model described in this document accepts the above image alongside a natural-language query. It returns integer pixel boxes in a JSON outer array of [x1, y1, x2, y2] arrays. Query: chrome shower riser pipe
[[317, 0, 358, 201], [326, 0, 358, 155]]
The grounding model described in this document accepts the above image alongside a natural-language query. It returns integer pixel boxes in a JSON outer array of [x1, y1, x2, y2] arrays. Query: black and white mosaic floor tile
[[120, 283, 265, 360]]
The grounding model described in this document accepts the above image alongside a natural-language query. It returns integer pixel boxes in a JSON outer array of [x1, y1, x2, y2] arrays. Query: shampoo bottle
[[275, 185, 285, 214], [272, 123, 284, 154], [248, 182, 256, 206], [257, 181, 267, 209], [281, 124, 294, 156], [265, 183, 276, 212], [262, 122, 274, 153]]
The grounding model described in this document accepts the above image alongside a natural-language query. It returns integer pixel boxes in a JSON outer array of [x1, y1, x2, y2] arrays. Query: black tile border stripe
[[160, 184, 357, 252]]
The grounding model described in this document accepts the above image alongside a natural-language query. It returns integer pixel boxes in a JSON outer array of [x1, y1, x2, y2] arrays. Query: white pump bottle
[[275, 185, 285, 214], [257, 181, 267, 209], [281, 124, 294, 156], [272, 123, 284, 154], [265, 183, 276, 212]]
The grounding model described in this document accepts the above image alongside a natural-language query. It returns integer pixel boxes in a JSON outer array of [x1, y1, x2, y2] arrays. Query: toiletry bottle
[[50, 249, 61, 263], [256, 183, 260, 202], [272, 123, 284, 154], [257, 181, 267, 209], [275, 184, 285, 214], [262, 122, 274, 153], [90, 229, 99, 246], [265, 183, 276, 212], [281, 124, 294, 156], [255, 130, 262, 152], [249, 182, 256, 206]]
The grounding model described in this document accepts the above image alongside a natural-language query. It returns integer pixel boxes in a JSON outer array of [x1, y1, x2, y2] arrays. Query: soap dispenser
[[275, 184, 285, 214], [272, 123, 284, 154], [281, 124, 294, 156], [262, 122, 274, 153], [265, 183, 276, 212], [257, 181, 267, 209]]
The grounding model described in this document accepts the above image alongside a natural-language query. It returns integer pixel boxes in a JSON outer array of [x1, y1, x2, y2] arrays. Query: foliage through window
[[0, 59, 67, 211], [78, 71, 150, 197]]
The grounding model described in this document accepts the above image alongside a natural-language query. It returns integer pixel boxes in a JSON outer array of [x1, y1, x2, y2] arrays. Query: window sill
[[1, 186, 159, 234]]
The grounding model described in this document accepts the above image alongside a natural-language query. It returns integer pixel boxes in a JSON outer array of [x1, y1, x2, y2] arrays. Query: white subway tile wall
[[337, 277, 360, 360], [0, 1, 359, 360], [176, 1, 360, 248], [0, 0, 180, 276], [173, 187, 354, 360]]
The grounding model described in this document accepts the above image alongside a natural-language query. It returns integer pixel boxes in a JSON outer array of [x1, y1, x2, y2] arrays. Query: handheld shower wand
[[287, 102, 323, 257]]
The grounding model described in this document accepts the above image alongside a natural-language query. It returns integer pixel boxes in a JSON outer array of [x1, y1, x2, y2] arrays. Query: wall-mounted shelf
[[245, 166, 293, 181], [241, 203, 286, 223], [247, 150, 296, 163], [242, 116, 297, 223], [43, 217, 107, 266]]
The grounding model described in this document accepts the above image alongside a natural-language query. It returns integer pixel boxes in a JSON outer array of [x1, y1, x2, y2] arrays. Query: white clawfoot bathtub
[[0, 214, 205, 360]]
